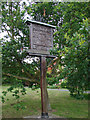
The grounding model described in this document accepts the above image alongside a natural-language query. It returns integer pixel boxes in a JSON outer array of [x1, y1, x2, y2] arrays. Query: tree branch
[[3, 25, 12, 38], [3, 72, 39, 84]]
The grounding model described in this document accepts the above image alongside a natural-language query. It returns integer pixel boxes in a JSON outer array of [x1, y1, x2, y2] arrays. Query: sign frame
[[26, 20, 56, 55]]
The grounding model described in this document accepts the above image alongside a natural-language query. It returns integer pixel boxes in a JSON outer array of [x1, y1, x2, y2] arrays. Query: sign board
[[26, 20, 56, 55]]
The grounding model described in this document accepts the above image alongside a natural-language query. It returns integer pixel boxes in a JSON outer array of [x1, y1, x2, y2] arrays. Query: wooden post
[[40, 56, 49, 118]]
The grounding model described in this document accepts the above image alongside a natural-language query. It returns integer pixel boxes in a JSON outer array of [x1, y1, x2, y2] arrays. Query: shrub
[[61, 80, 68, 88]]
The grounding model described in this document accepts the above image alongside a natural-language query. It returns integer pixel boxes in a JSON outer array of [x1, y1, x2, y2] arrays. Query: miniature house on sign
[[26, 20, 56, 55]]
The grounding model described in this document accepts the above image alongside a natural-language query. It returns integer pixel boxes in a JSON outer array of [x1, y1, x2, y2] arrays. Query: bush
[[61, 80, 68, 88], [47, 77, 58, 86], [70, 93, 90, 100], [47, 84, 61, 89]]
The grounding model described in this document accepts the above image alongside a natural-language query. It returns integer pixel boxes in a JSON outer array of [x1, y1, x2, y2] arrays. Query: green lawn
[[1, 86, 89, 118]]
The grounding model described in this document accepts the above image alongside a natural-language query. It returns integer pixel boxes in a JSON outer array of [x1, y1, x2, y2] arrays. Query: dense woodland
[[1, 1, 89, 101]]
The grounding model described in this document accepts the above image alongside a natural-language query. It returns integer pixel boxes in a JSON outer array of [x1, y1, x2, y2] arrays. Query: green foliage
[[1, 96, 5, 103], [2, 79, 27, 110], [1, 1, 89, 104], [47, 77, 58, 85], [84, 93, 90, 100], [31, 2, 60, 25], [61, 19, 89, 98], [61, 80, 67, 88], [1, 2, 42, 110], [51, 3, 89, 99], [13, 103, 26, 111], [31, 84, 40, 90], [2, 2, 40, 86], [47, 84, 60, 89], [31, 2, 89, 99]]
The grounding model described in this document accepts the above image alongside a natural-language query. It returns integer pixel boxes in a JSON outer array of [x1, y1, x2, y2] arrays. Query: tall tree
[[31, 2, 89, 98], [1, 2, 42, 107], [2, 2, 40, 85], [53, 2, 89, 98], [1, 2, 54, 110]]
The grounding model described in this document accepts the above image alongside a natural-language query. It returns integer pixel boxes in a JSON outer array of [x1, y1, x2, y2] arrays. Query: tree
[[31, 2, 89, 98], [2, 2, 40, 85], [61, 19, 89, 98], [53, 2, 89, 98], [1, 2, 89, 108], [1, 2, 41, 109], [1, 2, 54, 110]]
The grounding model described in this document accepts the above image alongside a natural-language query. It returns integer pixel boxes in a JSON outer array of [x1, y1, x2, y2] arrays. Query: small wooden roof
[[26, 20, 56, 28]]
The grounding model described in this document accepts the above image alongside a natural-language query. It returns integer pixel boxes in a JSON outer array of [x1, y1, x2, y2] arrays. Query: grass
[[1, 85, 89, 118], [48, 90, 89, 118]]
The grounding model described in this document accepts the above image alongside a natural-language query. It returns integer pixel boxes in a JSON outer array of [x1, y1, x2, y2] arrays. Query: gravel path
[[47, 89, 69, 91], [47, 89, 90, 93]]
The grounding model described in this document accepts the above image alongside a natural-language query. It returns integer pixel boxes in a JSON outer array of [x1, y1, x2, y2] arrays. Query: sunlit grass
[[1, 85, 89, 118]]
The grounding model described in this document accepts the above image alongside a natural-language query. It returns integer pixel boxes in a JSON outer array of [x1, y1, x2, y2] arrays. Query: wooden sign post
[[26, 20, 56, 118], [40, 56, 48, 118]]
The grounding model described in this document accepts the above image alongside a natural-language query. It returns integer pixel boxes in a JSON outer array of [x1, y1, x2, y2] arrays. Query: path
[[47, 89, 90, 93], [47, 89, 69, 92]]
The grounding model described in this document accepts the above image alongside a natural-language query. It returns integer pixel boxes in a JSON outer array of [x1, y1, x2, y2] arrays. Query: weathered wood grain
[[29, 23, 54, 54]]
